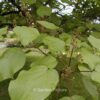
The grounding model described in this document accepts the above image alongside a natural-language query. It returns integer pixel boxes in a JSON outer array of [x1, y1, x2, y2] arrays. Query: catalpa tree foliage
[[0, 0, 100, 100]]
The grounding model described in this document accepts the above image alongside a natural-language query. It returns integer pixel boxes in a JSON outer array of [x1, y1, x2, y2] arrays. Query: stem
[[67, 46, 74, 67], [37, 48, 48, 56], [71, 69, 95, 73], [67, 34, 76, 68]]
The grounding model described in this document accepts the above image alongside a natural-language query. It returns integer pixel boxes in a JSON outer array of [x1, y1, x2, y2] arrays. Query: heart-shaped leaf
[[9, 66, 59, 100], [0, 48, 26, 81]]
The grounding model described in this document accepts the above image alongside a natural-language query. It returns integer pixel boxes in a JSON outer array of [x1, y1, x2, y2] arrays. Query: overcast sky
[[57, 0, 74, 15]]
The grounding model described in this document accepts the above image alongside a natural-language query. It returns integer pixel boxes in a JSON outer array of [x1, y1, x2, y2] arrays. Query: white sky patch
[[53, 0, 74, 15], [94, 19, 100, 23], [0, 0, 74, 15], [59, 5, 74, 15]]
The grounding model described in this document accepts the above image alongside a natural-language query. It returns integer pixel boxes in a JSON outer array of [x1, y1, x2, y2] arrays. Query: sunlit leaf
[[0, 48, 7, 57], [88, 35, 100, 50], [0, 27, 8, 35], [91, 65, 100, 83], [0, 48, 26, 81], [9, 66, 59, 100], [80, 48, 100, 69], [13, 26, 40, 46], [78, 64, 91, 76], [43, 36, 65, 55], [31, 55, 58, 69]]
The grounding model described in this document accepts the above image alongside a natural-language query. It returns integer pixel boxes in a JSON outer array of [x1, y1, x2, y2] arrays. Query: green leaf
[[61, 0, 73, 4], [59, 33, 72, 46], [77, 26, 86, 33], [40, 0, 48, 1], [43, 36, 65, 55], [78, 64, 91, 77], [0, 48, 7, 57], [92, 24, 100, 32], [13, 26, 40, 46], [37, 6, 52, 17], [91, 32, 100, 39], [91, 65, 100, 83], [0, 48, 26, 81], [0, 27, 8, 35], [59, 33, 70, 42], [37, 21, 59, 30], [59, 95, 85, 100], [88, 35, 100, 50], [82, 76, 99, 100], [80, 48, 100, 69], [31, 55, 58, 69], [71, 95, 85, 100], [59, 97, 70, 100], [91, 72, 100, 83], [9, 66, 59, 100], [48, 14, 61, 26], [23, 0, 36, 4]]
